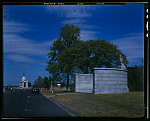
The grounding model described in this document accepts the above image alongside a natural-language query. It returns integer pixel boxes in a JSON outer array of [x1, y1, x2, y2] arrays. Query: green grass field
[[41, 90, 144, 117]]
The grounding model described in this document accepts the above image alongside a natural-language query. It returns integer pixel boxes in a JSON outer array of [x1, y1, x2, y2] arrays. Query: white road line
[[25, 109, 32, 112]]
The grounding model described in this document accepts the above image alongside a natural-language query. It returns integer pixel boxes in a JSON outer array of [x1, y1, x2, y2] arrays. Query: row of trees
[[46, 24, 128, 91], [33, 76, 49, 89], [127, 64, 144, 91], [33, 63, 144, 92], [33, 75, 68, 89]]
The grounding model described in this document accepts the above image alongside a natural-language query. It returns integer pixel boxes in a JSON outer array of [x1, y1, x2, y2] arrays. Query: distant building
[[19, 73, 28, 89]]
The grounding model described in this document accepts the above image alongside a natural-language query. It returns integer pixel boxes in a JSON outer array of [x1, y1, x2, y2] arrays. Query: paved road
[[2, 89, 75, 118]]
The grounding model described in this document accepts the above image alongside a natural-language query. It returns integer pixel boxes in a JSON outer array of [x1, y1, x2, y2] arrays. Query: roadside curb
[[48, 98, 79, 117], [41, 93, 80, 117]]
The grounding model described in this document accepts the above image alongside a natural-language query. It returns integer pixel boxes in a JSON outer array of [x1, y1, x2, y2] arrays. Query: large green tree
[[46, 24, 128, 91], [46, 24, 81, 90], [58, 39, 128, 74]]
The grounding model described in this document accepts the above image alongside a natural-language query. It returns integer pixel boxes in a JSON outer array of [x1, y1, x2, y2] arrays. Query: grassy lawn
[[40, 89, 144, 118]]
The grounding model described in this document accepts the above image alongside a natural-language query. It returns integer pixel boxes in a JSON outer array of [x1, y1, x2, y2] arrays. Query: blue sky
[[3, 3, 144, 86]]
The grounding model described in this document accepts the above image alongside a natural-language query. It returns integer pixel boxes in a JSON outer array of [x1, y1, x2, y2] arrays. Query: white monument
[[19, 73, 28, 89], [75, 54, 128, 94], [120, 54, 127, 70]]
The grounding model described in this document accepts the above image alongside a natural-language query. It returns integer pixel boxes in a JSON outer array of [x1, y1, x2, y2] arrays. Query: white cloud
[[6, 54, 38, 63], [62, 19, 100, 41], [3, 6, 100, 63], [3, 33, 53, 56], [3, 20, 54, 63], [80, 30, 100, 41], [110, 33, 144, 65], [3, 20, 32, 33], [45, 5, 94, 18], [46, 5, 100, 41]]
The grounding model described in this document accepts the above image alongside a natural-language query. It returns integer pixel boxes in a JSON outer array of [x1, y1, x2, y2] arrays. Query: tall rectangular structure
[[75, 74, 93, 93], [93, 68, 129, 94], [75, 68, 129, 94]]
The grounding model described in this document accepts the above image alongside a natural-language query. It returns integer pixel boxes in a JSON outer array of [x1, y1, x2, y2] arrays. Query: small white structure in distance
[[57, 83, 61, 86], [19, 73, 28, 89]]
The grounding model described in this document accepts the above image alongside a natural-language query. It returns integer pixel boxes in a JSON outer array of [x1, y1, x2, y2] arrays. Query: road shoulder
[[40, 92, 80, 117]]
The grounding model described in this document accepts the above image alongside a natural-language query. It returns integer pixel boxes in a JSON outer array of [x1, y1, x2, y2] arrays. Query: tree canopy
[[46, 24, 128, 91], [46, 24, 81, 90], [58, 39, 128, 74]]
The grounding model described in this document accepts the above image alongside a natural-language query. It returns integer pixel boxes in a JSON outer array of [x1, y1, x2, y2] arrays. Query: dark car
[[31, 87, 39, 94]]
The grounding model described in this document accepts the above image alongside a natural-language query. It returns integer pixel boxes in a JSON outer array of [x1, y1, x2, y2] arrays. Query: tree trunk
[[66, 72, 69, 91]]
